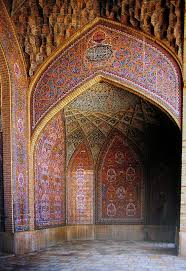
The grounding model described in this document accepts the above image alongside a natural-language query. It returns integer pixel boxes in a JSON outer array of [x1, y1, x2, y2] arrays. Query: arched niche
[[67, 144, 94, 225], [29, 78, 181, 249], [30, 18, 182, 135], [34, 112, 66, 229], [96, 131, 144, 224]]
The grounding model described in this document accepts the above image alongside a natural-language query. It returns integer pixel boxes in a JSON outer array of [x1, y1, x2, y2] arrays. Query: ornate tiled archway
[[29, 20, 182, 237], [0, 7, 182, 254], [30, 79, 181, 254], [29, 18, 182, 139], [0, 0, 184, 257]]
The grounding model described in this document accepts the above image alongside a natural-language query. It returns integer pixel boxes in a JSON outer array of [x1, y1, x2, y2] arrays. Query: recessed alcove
[[30, 82, 181, 253]]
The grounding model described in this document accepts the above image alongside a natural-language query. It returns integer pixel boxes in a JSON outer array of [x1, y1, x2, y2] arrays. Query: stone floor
[[0, 240, 186, 271]]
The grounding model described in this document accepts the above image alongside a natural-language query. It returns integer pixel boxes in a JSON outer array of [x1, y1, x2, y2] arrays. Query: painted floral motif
[[97, 133, 144, 223], [35, 113, 65, 228], [67, 144, 94, 225]]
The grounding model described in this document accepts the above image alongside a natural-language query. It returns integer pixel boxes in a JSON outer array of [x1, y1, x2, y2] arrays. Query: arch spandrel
[[30, 19, 182, 132]]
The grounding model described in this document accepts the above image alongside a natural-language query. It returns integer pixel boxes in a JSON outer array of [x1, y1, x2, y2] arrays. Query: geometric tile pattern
[[97, 133, 144, 224], [67, 144, 94, 225], [0, 132, 4, 231], [64, 82, 160, 165], [35, 113, 65, 228], [32, 20, 181, 130]]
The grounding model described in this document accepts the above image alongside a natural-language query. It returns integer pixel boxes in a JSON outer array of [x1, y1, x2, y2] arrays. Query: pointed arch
[[29, 18, 182, 135], [67, 143, 94, 225], [96, 130, 144, 224]]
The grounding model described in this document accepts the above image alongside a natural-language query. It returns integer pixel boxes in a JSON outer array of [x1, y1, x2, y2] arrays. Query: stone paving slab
[[0, 241, 186, 271]]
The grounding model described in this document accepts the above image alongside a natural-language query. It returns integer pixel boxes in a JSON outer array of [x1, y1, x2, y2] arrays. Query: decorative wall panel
[[0, 1, 29, 231], [35, 113, 65, 228], [67, 144, 94, 225], [31, 20, 181, 130], [97, 133, 144, 224]]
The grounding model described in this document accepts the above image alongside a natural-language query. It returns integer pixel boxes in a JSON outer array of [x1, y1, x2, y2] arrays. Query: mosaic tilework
[[67, 144, 94, 225], [32, 20, 181, 130], [33, 82, 179, 228], [64, 82, 180, 226], [0, 2, 29, 231], [97, 133, 144, 224], [64, 82, 159, 165], [35, 113, 65, 228], [0, 132, 4, 231]]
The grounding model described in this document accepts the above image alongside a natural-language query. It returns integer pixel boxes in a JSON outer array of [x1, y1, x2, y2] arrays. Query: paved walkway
[[0, 240, 186, 271]]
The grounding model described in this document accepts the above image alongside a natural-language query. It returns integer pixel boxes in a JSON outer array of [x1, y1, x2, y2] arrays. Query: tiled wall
[[31, 20, 181, 130], [35, 112, 66, 228], [0, 1, 29, 232], [96, 132, 144, 224], [0, 133, 4, 231], [67, 144, 94, 224]]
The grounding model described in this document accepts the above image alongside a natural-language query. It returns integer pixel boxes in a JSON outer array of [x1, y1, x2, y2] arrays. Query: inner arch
[[33, 82, 181, 242]]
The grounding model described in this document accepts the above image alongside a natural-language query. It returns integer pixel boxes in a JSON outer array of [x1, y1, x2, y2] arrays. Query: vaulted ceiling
[[64, 82, 163, 165]]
